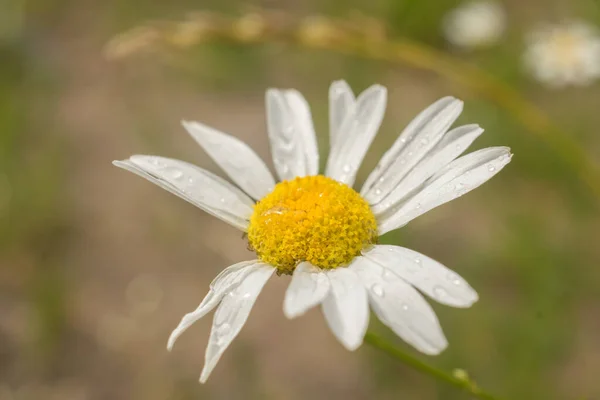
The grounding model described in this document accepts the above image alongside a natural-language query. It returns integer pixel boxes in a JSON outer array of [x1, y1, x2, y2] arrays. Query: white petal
[[329, 80, 355, 150], [350, 257, 448, 355], [113, 156, 254, 231], [325, 84, 387, 186], [321, 267, 369, 351], [284, 262, 330, 319], [378, 147, 512, 235], [361, 97, 463, 204], [371, 124, 483, 215], [363, 245, 478, 307], [167, 260, 260, 351], [182, 120, 276, 200], [266, 88, 319, 180], [200, 264, 274, 383]]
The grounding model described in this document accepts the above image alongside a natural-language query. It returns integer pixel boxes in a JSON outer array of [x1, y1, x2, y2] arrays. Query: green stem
[[364, 331, 505, 400]]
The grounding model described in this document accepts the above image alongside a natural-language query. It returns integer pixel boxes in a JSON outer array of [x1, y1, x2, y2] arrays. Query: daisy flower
[[442, 1, 506, 49], [113, 81, 512, 382], [524, 21, 600, 87]]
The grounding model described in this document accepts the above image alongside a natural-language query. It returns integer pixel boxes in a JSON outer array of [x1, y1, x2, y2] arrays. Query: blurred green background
[[2, 0, 600, 399]]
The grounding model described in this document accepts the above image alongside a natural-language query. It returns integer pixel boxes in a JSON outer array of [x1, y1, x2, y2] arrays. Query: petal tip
[[166, 333, 177, 351], [342, 339, 363, 352], [199, 372, 209, 384], [283, 308, 300, 320]]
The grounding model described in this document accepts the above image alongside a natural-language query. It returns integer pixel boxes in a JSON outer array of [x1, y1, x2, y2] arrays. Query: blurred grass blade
[[105, 11, 600, 203]]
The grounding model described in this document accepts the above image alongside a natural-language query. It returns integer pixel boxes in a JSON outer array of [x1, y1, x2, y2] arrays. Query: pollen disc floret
[[247, 175, 377, 273]]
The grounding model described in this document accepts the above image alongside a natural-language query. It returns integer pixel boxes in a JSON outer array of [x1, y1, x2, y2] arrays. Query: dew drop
[[487, 164, 496, 172], [383, 270, 395, 280], [378, 177, 385, 183], [415, 203, 421, 210], [371, 284, 385, 297], [150, 158, 160, 166], [374, 188, 382, 195], [433, 286, 447, 298], [399, 159, 406, 165], [188, 177, 194, 185], [407, 151, 413, 157], [455, 144, 462, 151], [243, 292, 252, 299], [401, 303, 409, 311], [220, 198, 226, 203], [420, 138, 429, 145], [400, 137, 406, 143], [414, 258, 422, 265], [342, 164, 352, 173], [218, 322, 231, 334], [455, 183, 464, 190], [446, 272, 461, 285], [171, 169, 183, 179]]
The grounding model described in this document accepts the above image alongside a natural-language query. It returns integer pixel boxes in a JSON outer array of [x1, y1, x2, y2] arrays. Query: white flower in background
[[524, 21, 600, 87], [443, 1, 506, 49], [113, 80, 512, 382]]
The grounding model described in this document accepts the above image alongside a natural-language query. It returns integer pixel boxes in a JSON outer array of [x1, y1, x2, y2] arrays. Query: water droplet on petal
[[414, 258, 422, 265], [401, 303, 409, 311], [342, 164, 352, 173], [188, 177, 194, 185], [487, 164, 496, 172], [399, 159, 406, 165], [171, 169, 183, 179], [433, 286, 447, 299], [420, 138, 428, 145], [415, 203, 421, 210], [283, 125, 294, 135], [374, 188, 382, 195], [218, 322, 231, 335], [446, 272, 462, 285], [383, 270, 395, 280], [371, 284, 384, 297]]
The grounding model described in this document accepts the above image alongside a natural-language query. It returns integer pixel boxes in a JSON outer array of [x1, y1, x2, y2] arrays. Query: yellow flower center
[[247, 175, 378, 274]]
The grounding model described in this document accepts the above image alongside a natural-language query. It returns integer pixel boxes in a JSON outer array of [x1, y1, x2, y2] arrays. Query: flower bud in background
[[443, 1, 506, 49], [524, 21, 600, 88]]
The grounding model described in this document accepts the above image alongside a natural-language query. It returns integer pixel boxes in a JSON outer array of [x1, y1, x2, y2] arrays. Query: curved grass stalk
[[105, 11, 600, 202]]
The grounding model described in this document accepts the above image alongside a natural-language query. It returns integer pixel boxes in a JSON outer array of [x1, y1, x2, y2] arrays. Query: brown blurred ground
[[2, 0, 600, 399]]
